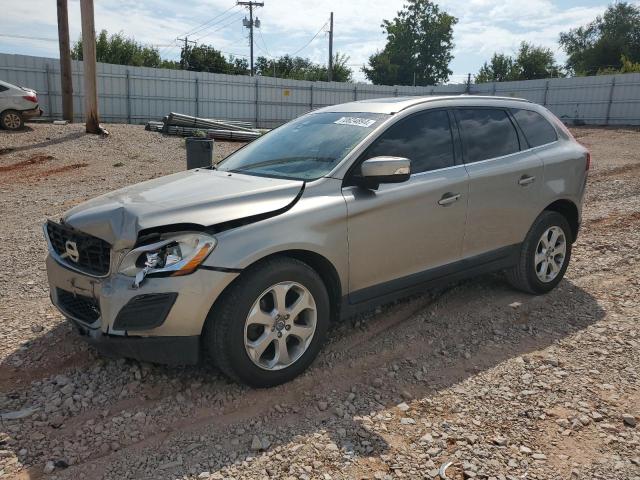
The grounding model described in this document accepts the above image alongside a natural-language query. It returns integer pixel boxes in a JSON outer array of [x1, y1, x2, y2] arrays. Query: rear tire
[[203, 257, 330, 387], [507, 211, 572, 294], [1, 110, 24, 130]]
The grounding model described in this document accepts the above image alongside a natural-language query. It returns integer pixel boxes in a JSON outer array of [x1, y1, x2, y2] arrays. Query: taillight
[[22, 94, 37, 103], [585, 152, 591, 171]]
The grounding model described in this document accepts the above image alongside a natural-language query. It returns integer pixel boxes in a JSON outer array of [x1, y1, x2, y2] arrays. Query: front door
[[342, 109, 469, 303]]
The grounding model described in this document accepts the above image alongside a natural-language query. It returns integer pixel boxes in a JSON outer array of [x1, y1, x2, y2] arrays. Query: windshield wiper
[[230, 156, 334, 173]]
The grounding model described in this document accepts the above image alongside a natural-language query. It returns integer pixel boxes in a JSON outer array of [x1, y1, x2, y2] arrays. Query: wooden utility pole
[[176, 36, 196, 70], [56, 0, 73, 122], [327, 12, 334, 82], [238, 1, 264, 76], [80, 0, 101, 133]]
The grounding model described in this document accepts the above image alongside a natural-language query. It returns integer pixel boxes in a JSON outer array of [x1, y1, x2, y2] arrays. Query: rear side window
[[0, 85, 9, 92], [511, 108, 557, 147], [455, 109, 520, 163], [365, 110, 454, 174]]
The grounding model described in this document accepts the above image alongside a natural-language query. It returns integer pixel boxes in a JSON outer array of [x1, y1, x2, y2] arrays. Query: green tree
[[179, 45, 250, 74], [71, 30, 174, 68], [559, 2, 640, 75], [515, 42, 562, 80], [475, 53, 518, 83], [475, 42, 562, 83], [255, 53, 353, 82], [362, 0, 457, 86], [181, 44, 228, 72]]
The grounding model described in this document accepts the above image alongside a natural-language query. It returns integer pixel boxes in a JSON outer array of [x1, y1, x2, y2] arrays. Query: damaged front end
[[43, 168, 305, 365]]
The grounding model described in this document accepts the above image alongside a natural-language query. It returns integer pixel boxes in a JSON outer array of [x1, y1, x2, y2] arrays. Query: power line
[[188, 6, 243, 39], [195, 12, 245, 43], [183, 3, 239, 37], [158, 4, 240, 56], [0, 33, 57, 42], [257, 27, 273, 58], [290, 20, 328, 57]]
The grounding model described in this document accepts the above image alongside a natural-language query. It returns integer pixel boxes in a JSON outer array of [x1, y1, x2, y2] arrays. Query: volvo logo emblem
[[61, 240, 80, 263]]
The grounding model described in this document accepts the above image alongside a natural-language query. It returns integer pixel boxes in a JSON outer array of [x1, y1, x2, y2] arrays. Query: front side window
[[363, 110, 454, 174], [511, 108, 557, 147], [456, 108, 520, 163], [217, 112, 389, 180]]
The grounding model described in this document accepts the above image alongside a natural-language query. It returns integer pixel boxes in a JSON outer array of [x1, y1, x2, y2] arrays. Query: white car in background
[[0, 80, 43, 130]]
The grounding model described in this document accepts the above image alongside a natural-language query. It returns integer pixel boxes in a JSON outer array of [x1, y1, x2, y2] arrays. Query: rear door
[[342, 109, 469, 302], [454, 107, 544, 258]]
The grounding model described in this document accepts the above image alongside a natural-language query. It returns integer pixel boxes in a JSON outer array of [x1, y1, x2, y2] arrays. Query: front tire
[[507, 211, 573, 294], [204, 257, 330, 387], [1, 110, 24, 130]]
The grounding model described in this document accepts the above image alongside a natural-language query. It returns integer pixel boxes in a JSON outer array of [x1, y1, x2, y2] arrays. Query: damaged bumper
[[45, 254, 238, 365]]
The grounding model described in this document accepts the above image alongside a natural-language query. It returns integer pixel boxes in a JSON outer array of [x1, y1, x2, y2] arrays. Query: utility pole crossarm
[[237, 1, 264, 76]]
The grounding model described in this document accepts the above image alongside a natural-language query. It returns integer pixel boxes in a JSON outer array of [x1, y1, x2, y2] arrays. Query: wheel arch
[[203, 249, 343, 333], [543, 199, 579, 242]]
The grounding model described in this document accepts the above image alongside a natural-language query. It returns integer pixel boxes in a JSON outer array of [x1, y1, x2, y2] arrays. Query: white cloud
[[1, 0, 629, 82]]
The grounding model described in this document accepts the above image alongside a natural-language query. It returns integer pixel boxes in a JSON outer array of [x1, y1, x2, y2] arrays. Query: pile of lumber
[[145, 113, 262, 142]]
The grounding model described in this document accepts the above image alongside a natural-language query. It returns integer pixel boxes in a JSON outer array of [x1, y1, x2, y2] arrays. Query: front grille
[[57, 289, 101, 323], [46, 221, 111, 276]]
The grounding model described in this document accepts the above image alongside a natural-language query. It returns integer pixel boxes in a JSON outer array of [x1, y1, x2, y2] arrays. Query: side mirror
[[357, 156, 411, 189]]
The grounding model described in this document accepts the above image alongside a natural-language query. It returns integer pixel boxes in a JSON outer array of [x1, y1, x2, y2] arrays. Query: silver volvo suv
[[44, 96, 589, 387]]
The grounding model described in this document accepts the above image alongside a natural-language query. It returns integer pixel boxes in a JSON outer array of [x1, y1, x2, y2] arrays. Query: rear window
[[511, 108, 557, 147], [455, 108, 520, 163]]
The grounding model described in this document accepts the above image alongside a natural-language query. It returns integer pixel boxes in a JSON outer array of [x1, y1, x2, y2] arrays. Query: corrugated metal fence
[[1, 53, 639, 127]]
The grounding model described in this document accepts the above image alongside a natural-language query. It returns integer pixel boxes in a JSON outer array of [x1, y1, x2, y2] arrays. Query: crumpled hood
[[62, 169, 304, 250]]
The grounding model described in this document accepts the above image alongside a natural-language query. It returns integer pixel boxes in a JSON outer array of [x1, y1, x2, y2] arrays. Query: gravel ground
[[0, 124, 638, 480]]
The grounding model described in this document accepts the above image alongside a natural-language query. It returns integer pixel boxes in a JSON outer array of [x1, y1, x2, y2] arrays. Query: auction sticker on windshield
[[334, 117, 377, 128]]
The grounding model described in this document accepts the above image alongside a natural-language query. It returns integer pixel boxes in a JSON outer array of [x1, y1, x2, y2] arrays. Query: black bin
[[185, 137, 214, 170]]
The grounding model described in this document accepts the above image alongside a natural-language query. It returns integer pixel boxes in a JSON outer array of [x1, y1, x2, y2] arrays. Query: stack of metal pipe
[[144, 113, 262, 142], [166, 113, 255, 132]]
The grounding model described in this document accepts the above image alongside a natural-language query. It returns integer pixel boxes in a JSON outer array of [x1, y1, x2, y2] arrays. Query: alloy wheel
[[244, 281, 317, 371], [3, 112, 21, 129], [534, 226, 566, 283]]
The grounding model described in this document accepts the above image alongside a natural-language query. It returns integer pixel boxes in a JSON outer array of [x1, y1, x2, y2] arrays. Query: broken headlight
[[118, 233, 216, 288]]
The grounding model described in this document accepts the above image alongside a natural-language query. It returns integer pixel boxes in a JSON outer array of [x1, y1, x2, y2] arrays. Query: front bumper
[[45, 254, 239, 364], [72, 319, 200, 365]]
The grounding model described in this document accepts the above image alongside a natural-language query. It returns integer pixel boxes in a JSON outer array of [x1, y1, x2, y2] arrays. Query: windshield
[[217, 112, 389, 180]]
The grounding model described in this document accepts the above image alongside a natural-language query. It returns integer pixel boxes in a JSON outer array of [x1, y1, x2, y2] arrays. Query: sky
[[0, 0, 631, 83]]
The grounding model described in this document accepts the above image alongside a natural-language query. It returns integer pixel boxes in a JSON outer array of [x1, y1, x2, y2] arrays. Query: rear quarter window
[[511, 108, 557, 147], [0, 85, 9, 92]]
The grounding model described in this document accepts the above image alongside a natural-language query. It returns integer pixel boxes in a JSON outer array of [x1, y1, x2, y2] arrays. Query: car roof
[[314, 95, 533, 114]]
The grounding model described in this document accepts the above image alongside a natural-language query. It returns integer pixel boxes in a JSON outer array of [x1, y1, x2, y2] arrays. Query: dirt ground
[[0, 123, 638, 480]]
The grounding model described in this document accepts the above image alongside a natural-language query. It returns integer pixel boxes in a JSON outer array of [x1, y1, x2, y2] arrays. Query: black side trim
[[113, 293, 178, 331], [342, 244, 520, 318], [199, 265, 243, 273]]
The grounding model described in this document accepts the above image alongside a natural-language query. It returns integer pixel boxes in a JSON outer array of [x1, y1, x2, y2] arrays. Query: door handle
[[438, 192, 461, 206], [518, 174, 536, 186]]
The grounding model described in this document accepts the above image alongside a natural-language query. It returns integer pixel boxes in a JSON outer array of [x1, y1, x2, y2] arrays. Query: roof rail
[[397, 94, 533, 111]]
